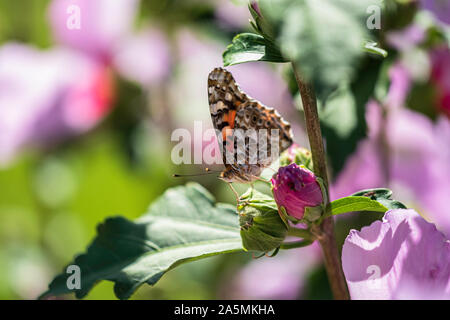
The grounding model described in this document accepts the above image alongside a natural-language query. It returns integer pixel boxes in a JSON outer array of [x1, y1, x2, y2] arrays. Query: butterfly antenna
[[268, 167, 277, 173], [172, 168, 221, 178]]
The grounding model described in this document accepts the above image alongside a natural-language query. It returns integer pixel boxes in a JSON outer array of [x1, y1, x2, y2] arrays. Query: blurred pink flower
[[330, 139, 385, 198], [386, 24, 425, 52], [386, 25, 450, 118], [430, 46, 450, 118], [285, 143, 301, 162], [420, 0, 450, 25], [331, 101, 450, 237], [342, 209, 450, 299], [0, 0, 173, 166], [113, 28, 171, 86], [215, 1, 251, 29], [48, 0, 171, 87], [385, 63, 411, 108], [224, 244, 321, 299], [330, 101, 388, 199], [0, 43, 114, 166], [48, 0, 139, 61]]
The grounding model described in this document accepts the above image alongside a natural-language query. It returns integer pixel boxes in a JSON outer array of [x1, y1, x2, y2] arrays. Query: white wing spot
[[217, 72, 225, 82], [216, 101, 225, 110]]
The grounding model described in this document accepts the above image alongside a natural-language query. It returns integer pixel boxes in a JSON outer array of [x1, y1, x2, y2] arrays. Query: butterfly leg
[[227, 183, 251, 214], [227, 182, 239, 200], [254, 176, 271, 184]]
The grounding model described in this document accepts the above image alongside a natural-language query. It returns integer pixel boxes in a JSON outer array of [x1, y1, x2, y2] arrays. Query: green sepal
[[286, 226, 313, 240], [238, 188, 288, 253], [303, 205, 324, 223], [280, 239, 314, 250], [278, 205, 301, 225], [248, 3, 276, 42], [267, 246, 280, 257], [316, 177, 329, 208]]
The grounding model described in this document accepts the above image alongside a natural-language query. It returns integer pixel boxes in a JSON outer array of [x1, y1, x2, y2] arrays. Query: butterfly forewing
[[207, 67, 293, 183]]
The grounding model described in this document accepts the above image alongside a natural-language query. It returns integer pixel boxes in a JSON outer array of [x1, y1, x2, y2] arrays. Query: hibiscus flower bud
[[250, 1, 262, 17], [238, 189, 287, 252], [248, 0, 276, 42], [271, 163, 323, 221], [279, 144, 313, 171]]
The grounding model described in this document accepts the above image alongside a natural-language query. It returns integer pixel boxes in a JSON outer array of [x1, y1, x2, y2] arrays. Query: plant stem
[[292, 63, 350, 300]]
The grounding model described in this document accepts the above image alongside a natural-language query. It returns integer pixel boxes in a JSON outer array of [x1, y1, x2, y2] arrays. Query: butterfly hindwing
[[207, 67, 293, 183]]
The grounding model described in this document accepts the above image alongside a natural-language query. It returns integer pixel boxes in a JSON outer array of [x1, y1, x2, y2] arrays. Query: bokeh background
[[0, 0, 448, 299]]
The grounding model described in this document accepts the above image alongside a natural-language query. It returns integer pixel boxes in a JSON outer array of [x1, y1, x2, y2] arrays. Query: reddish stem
[[292, 63, 350, 300]]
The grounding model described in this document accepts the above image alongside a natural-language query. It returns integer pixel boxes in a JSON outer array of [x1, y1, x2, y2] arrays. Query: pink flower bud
[[250, 1, 262, 17], [271, 163, 323, 220]]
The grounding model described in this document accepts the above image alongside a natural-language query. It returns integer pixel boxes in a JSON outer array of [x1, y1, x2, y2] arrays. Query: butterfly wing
[[207, 67, 293, 182], [234, 101, 293, 167], [208, 68, 248, 131]]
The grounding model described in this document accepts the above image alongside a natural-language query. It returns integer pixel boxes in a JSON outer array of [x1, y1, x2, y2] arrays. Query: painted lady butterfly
[[208, 67, 293, 183]]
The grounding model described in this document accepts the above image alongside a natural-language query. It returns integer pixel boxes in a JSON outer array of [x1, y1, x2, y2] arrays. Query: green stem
[[319, 203, 333, 222], [292, 63, 350, 300]]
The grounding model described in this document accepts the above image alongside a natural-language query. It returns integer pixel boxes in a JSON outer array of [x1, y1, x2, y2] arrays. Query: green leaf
[[260, 0, 383, 100], [321, 58, 383, 174], [223, 33, 288, 66], [376, 199, 407, 210], [351, 188, 407, 210], [320, 84, 358, 139], [41, 183, 243, 300], [351, 188, 393, 199], [363, 41, 388, 58], [328, 196, 388, 216]]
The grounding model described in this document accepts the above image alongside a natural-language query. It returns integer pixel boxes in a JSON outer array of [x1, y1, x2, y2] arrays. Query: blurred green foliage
[[0, 0, 253, 300], [0, 0, 444, 301], [0, 0, 52, 47]]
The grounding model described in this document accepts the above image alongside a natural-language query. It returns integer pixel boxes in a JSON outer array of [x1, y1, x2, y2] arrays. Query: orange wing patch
[[207, 67, 294, 183]]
